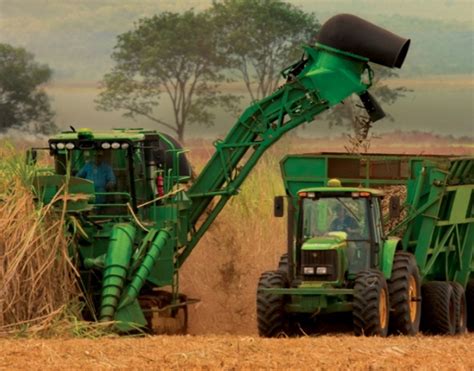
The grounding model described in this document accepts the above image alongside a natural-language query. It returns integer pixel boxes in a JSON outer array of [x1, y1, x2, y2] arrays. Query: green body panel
[[266, 287, 353, 313], [302, 234, 346, 250], [270, 152, 473, 316], [381, 238, 400, 279]]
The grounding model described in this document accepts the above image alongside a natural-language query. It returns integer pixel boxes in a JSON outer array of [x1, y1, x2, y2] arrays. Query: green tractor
[[29, 14, 413, 333], [257, 153, 474, 336]]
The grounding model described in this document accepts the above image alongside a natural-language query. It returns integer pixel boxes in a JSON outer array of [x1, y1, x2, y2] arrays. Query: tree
[[325, 65, 411, 153], [211, 0, 320, 101], [0, 44, 56, 134], [96, 11, 238, 143]]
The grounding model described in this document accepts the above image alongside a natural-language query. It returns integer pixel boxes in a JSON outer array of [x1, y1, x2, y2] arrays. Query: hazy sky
[[0, 0, 472, 137], [0, 0, 472, 79]]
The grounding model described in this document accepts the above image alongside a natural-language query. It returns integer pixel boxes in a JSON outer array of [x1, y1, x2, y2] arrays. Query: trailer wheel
[[465, 280, 474, 332], [256, 271, 289, 337], [421, 281, 456, 335], [353, 270, 389, 337], [449, 282, 467, 334], [388, 252, 421, 335], [277, 253, 289, 273]]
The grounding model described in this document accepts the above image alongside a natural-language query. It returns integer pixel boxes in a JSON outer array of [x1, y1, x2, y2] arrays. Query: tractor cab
[[295, 183, 385, 284]]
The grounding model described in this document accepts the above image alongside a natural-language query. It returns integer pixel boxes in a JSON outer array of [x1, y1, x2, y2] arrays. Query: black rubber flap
[[359, 91, 385, 122], [316, 14, 410, 68]]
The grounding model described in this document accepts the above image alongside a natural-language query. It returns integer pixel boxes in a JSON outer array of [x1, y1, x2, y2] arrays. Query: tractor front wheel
[[421, 281, 456, 335], [388, 252, 421, 335], [256, 270, 289, 337], [353, 270, 390, 337]]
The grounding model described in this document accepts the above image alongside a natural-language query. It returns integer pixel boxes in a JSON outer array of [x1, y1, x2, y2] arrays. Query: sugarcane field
[[0, 1, 473, 370]]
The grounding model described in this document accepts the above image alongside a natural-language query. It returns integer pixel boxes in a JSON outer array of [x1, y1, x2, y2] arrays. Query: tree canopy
[[96, 10, 238, 142], [211, 0, 320, 101], [0, 43, 56, 134]]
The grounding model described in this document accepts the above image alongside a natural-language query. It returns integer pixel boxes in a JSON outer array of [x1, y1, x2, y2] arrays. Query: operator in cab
[[330, 204, 359, 237], [77, 150, 116, 204]]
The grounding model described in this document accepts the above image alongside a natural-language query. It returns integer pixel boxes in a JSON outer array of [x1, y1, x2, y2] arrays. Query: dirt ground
[[1, 334, 473, 370]]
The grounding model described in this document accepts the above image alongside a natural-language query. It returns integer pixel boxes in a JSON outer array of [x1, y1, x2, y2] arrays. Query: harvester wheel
[[256, 270, 289, 337], [277, 253, 289, 273], [353, 270, 390, 337], [139, 291, 188, 335], [388, 252, 421, 335], [421, 281, 456, 335], [449, 282, 467, 334], [465, 280, 474, 332]]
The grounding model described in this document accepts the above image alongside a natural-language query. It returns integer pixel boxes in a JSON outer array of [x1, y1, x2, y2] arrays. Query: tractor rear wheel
[[388, 252, 421, 335], [421, 281, 456, 335], [256, 271, 289, 337], [449, 282, 467, 334], [465, 280, 474, 332], [353, 270, 390, 337]]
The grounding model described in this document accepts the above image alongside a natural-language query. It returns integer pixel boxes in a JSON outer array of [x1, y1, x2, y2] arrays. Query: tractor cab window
[[302, 197, 369, 240]]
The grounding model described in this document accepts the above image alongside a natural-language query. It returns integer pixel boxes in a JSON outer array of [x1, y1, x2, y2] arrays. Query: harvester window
[[53, 148, 131, 207]]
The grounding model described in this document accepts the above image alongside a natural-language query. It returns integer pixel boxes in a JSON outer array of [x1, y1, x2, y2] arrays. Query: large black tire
[[353, 270, 390, 337], [388, 252, 421, 335], [449, 282, 467, 334], [256, 271, 289, 337], [421, 281, 456, 335], [277, 253, 289, 273], [466, 279, 474, 332]]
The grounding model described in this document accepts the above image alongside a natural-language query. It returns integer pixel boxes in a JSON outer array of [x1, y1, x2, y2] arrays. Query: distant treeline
[[1, 6, 472, 80]]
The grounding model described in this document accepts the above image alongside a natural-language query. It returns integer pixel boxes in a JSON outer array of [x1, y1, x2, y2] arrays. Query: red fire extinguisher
[[156, 172, 164, 197]]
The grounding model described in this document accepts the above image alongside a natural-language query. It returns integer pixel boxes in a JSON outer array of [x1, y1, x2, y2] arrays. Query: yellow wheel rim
[[408, 274, 418, 323], [379, 287, 388, 329]]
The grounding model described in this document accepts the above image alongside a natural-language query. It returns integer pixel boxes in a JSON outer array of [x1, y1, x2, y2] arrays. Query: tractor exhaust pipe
[[316, 14, 410, 68]]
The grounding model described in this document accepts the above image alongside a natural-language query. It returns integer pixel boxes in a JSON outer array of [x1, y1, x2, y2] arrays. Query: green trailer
[[27, 14, 412, 333], [257, 152, 474, 336]]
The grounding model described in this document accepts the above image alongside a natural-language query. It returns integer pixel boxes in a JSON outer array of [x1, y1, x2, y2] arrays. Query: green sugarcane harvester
[[29, 14, 421, 333]]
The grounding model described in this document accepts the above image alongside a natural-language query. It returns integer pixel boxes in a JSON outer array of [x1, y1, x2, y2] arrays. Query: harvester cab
[[38, 128, 191, 214]]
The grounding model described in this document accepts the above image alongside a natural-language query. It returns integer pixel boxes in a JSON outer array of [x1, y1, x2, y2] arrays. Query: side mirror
[[274, 196, 284, 217], [26, 149, 38, 165], [389, 196, 401, 219]]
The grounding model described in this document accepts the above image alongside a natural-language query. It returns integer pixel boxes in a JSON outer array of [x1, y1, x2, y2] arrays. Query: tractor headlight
[[111, 142, 120, 149], [316, 267, 328, 275], [121, 143, 129, 149], [101, 142, 111, 149], [56, 142, 65, 150], [50, 143, 56, 150], [65, 142, 75, 150], [303, 267, 315, 275]]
